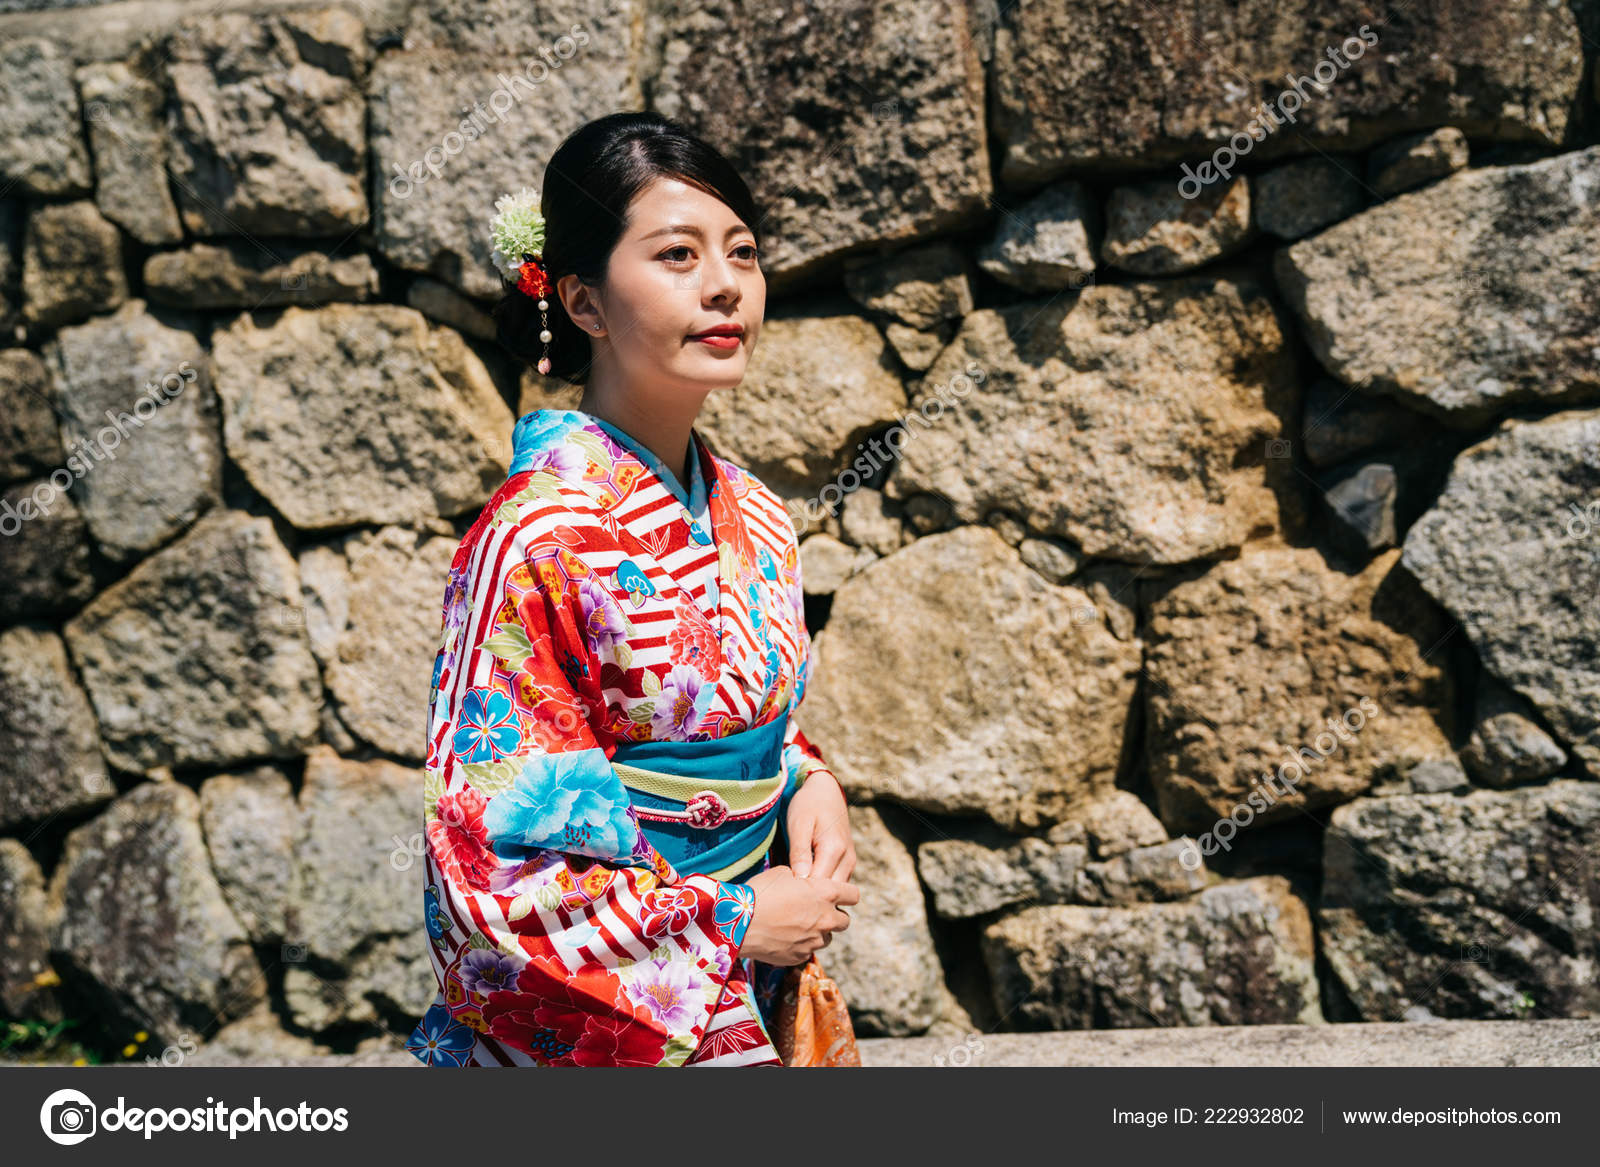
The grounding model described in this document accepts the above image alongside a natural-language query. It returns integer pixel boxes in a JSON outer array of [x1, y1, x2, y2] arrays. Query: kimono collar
[[506, 408, 710, 524]]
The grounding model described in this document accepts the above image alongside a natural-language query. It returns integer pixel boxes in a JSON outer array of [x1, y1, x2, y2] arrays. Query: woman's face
[[560, 176, 765, 402]]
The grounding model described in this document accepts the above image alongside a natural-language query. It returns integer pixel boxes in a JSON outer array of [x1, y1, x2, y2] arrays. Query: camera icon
[[1265, 438, 1292, 460], [40, 1089, 97, 1145], [1461, 943, 1488, 963]]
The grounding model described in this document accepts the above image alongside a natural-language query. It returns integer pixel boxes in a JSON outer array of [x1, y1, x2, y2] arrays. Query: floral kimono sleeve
[[435, 553, 758, 1067]]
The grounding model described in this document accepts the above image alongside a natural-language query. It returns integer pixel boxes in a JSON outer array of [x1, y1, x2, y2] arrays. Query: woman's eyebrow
[[640, 223, 753, 241]]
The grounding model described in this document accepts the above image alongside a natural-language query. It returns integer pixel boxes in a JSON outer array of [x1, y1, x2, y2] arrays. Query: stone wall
[[2, 0, 1598, 1061]]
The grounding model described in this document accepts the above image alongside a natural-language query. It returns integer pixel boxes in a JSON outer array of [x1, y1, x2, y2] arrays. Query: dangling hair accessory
[[489, 187, 555, 375]]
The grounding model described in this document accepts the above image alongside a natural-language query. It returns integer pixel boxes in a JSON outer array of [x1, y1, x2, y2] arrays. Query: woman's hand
[[785, 771, 856, 882], [738, 864, 859, 966]]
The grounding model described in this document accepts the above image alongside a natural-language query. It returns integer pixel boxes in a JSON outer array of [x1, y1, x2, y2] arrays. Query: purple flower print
[[523, 440, 587, 484], [458, 947, 519, 997], [624, 955, 710, 1032], [577, 576, 630, 656], [651, 664, 707, 739]]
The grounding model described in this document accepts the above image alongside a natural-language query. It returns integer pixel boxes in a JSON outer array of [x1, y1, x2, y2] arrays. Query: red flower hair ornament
[[490, 187, 558, 376]]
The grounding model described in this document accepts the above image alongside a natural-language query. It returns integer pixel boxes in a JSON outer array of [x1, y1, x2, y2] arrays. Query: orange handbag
[[770, 954, 862, 1067]]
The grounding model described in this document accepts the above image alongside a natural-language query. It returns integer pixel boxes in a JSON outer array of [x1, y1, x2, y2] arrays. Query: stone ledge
[[857, 1020, 1600, 1067]]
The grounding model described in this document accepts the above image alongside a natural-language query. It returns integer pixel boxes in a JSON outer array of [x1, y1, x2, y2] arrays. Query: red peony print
[[667, 598, 721, 680], [482, 954, 668, 1066], [429, 785, 497, 892]]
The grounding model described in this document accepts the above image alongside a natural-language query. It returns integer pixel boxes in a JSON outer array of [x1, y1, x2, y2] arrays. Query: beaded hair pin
[[489, 187, 556, 375]]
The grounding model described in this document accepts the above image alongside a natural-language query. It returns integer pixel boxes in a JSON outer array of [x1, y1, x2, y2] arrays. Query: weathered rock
[[406, 277, 496, 341], [0, 37, 92, 197], [144, 242, 379, 309], [166, 8, 369, 236], [919, 828, 1082, 919], [321, 526, 457, 760], [62, 510, 323, 773], [1275, 147, 1600, 426], [798, 533, 874, 595], [0, 348, 59, 485], [836, 486, 906, 556], [1404, 756, 1470, 795], [1144, 543, 1457, 836], [198, 767, 298, 945], [211, 305, 513, 529], [21, 201, 128, 330], [978, 182, 1098, 292], [885, 276, 1295, 564], [803, 526, 1142, 829], [283, 748, 427, 1031], [1368, 127, 1470, 197], [990, 0, 1585, 184], [76, 61, 183, 246], [1253, 155, 1367, 240], [0, 481, 96, 620], [882, 322, 950, 371], [1080, 790, 1168, 859], [1317, 459, 1398, 552], [1101, 175, 1252, 275], [186, 1002, 330, 1065], [1319, 782, 1600, 1020], [49, 781, 263, 1045], [983, 876, 1321, 1028], [0, 839, 62, 1022], [842, 242, 975, 330], [370, 2, 640, 299], [817, 807, 942, 1036], [1017, 536, 1081, 585], [0, 200, 18, 338], [1081, 839, 1209, 906], [1460, 674, 1568, 788], [650, 0, 991, 288], [46, 300, 222, 560], [0, 626, 113, 832], [1301, 377, 1421, 469], [695, 305, 907, 497], [1401, 409, 1600, 775]]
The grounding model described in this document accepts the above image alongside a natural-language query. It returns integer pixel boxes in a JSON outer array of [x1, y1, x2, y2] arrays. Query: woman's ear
[[557, 273, 604, 336]]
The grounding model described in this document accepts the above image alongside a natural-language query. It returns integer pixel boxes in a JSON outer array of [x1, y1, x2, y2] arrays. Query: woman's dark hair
[[493, 112, 762, 384]]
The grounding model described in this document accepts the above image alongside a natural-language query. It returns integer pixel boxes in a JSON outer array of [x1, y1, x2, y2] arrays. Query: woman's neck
[[577, 386, 699, 491]]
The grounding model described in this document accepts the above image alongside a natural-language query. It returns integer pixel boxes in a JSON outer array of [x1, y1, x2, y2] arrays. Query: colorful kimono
[[406, 408, 839, 1067]]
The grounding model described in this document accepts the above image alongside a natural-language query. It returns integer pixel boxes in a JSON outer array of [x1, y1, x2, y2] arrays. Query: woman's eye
[[735, 244, 759, 262], [662, 245, 694, 263]]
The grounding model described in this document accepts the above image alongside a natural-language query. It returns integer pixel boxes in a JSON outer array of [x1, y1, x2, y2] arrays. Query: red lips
[[688, 324, 743, 339]]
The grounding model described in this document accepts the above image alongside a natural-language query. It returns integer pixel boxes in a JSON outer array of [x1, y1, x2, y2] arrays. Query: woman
[[406, 112, 859, 1067]]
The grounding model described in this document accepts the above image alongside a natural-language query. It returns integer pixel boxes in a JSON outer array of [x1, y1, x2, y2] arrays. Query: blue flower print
[[745, 581, 765, 633], [452, 687, 522, 762], [482, 747, 639, 860], [615, 558, 657, 605], [687, 518, 712, 546], [757, 546, 778, 580], [407, 1001, 475, 1066], [423, 883, 447, 941], [507, 410, 584, 477], [429, 650, 446, 702], [714, 882, 755, 940]]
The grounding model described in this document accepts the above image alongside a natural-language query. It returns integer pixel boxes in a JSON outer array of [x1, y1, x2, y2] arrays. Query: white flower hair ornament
[[489, 186, 557, 375]]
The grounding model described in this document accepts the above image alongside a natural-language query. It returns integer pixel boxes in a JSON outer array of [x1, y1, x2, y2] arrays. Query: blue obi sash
[[611, 714, 797, 884]]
